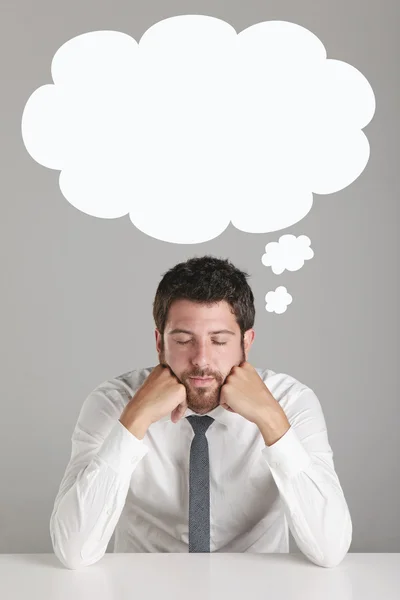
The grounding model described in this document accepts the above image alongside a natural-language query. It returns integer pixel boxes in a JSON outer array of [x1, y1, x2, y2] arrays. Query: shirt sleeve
[[49, 387, 149, 570], [261, 387, 353, 568]]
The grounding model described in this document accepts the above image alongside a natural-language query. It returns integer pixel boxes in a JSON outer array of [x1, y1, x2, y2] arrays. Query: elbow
[[55, 551, 86, 571], [322, 534, 352, 568], [317, 551, 348, 569], [312, 521, 353, 569], [51, 535, 87, 570], [53, 539, 105, 570], [304, 545, 350, 568], [50, 521, 104, 570]]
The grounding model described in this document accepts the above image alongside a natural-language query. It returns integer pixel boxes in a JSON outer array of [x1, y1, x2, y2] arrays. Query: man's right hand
[[119, 364, 188, 439]]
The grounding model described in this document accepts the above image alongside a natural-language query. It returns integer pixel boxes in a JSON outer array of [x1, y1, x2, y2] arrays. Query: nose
[[190, 340, 212, 369]]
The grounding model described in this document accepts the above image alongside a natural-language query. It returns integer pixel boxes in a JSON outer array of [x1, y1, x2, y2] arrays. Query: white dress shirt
[[50, 366, 352, 570]]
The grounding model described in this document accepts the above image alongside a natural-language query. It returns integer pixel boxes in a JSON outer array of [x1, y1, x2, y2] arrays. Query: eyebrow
[[168, 328, 236, 336]]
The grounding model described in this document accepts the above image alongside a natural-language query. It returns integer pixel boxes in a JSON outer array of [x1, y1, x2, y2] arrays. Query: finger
[[177, 402, 188, 420], [221, 403, 235, 413], [171, 407, 179, 423], [171, 402, 186, 422]]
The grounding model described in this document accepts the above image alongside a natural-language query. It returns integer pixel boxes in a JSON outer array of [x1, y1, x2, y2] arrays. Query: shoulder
[[88, 365, 157, 409], [255, 366, 311, 405]]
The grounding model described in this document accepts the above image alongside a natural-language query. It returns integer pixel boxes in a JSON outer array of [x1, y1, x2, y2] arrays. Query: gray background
[[0, 0, 398, 554]]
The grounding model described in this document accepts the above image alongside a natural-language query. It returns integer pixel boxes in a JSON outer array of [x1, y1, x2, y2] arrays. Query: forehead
[[166, 299, 238, 331]]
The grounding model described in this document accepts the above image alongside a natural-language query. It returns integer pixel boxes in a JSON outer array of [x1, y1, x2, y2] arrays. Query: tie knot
[[186, 415, 215, 435]]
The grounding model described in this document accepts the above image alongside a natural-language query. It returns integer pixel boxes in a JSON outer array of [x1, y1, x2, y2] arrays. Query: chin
[[187, 398, 219, 413], [189, 407, 217, 415]]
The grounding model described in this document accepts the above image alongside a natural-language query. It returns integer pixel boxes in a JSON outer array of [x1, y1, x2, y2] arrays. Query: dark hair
[[152, 255, 255, 338]]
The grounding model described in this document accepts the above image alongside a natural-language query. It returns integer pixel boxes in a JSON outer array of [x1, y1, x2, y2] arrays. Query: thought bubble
[[265, 286, 293, 314], [262, 234, 314, 274], [21, 16, 375, 243]]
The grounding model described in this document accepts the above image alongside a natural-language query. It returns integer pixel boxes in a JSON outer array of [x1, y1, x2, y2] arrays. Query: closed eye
[[176, 340, 227, 346]]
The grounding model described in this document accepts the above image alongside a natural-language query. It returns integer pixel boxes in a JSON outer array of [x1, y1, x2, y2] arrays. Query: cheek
[[163, 345, 186, 366]]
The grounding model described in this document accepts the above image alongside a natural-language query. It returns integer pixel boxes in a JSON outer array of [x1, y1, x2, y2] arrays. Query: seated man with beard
[[50, 255, 352, 570]]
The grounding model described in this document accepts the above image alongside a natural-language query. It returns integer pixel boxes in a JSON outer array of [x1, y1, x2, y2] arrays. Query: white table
[[0, 553, 399, 599]]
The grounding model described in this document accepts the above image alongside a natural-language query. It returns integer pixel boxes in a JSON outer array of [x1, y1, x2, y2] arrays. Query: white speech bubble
[[21, 16, 376, 243]]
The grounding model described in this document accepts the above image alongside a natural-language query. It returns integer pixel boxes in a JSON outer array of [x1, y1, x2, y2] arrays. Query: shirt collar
[[158, 403, 243, 429]]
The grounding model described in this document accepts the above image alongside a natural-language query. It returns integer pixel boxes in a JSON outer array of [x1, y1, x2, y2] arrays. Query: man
[[50, 255, 352, 570]]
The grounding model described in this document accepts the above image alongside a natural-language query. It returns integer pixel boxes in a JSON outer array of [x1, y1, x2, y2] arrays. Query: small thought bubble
[[21, 16, 376, 244], [265, 286, 293, 314], [261, 234, 314, 274]]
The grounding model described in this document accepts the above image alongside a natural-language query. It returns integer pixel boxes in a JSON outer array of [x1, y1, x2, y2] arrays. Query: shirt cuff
[[261, 426, 312, 479], [96, 420, 149, 476]]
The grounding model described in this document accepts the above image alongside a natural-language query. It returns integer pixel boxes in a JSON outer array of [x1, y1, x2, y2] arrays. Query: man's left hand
[[220, 361, 290, 441]]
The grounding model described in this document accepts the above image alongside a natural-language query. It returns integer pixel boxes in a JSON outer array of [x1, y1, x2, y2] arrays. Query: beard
[[158, 339, 246, 415]]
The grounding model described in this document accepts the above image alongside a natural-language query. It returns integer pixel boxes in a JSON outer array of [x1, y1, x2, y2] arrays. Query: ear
[[244, 329, 255, 356], [155, 329, 162, 353]]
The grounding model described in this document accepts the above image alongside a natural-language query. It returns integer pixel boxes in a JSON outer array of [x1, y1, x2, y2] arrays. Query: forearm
[[51, 421, 148, 569], [261, 426, 352, 568], [256, 409, 291, 447], [119, 409, 151, 440]]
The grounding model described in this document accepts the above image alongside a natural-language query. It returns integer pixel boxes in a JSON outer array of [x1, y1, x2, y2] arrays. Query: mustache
[[159, 362, 211, 380], [188, 373, 214, 378]]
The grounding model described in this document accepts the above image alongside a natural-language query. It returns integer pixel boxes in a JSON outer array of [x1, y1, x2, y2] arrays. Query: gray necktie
[[186, 415, 215, 553]]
